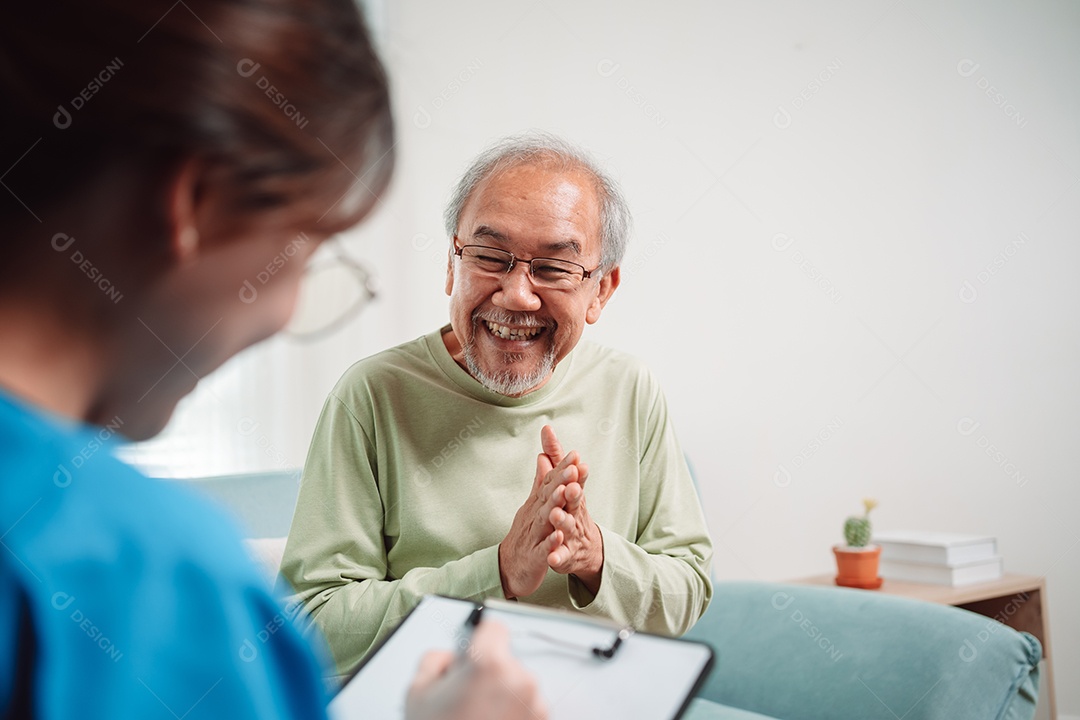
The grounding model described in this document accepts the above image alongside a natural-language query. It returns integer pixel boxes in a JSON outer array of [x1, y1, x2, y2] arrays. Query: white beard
[[462, 334, 557, 397]]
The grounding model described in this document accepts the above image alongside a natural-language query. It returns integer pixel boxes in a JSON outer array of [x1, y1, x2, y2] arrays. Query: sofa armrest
[[683, 582, 1041, 720], [243, 536, 288, 584]]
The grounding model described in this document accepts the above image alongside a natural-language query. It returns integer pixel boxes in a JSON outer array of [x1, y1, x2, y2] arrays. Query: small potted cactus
[[833, 498, 882, 589]]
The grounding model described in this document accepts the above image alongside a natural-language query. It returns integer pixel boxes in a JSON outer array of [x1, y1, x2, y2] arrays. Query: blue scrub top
[[0, 390, 330, 718]]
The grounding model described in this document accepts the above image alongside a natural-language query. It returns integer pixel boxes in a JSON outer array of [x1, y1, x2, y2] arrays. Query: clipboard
[[329, 595, 715, 719]]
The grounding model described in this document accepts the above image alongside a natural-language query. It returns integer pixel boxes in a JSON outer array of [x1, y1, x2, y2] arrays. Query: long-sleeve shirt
[[279, 326, 713, 679]]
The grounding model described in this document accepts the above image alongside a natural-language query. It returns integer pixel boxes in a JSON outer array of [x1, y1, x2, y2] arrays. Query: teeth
[[485, 321, 543, 340]]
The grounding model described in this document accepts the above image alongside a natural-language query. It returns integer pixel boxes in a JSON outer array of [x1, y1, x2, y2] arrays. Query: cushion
[[683, 582, 1041, 720]]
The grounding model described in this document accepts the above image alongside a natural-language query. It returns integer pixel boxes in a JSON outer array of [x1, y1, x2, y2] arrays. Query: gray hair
[[443, 132, 632, 271]]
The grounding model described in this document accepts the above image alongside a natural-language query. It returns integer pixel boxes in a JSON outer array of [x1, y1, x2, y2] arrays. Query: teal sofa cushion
[[683, 582, 1041, 720]]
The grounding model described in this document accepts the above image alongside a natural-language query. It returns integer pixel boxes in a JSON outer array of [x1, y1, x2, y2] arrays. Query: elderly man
[[280, 133, 712, 678]]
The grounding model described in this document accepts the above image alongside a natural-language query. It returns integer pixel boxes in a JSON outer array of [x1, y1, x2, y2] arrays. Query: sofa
[[187, 473, 1043, 720], [680, 581, 1042, 720]]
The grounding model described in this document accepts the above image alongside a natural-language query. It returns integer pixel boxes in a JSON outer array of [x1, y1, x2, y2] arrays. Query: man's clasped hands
[[499, 425, 605, 599]]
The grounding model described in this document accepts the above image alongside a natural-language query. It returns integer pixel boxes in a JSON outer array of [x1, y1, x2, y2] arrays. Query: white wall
[[165, 0, 1080, 712], [368, 1, 1080, 712]]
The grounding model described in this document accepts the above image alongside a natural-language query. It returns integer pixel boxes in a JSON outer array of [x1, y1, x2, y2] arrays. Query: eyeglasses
[[284, 242, 376, 342], [454, 243, 599, 290]]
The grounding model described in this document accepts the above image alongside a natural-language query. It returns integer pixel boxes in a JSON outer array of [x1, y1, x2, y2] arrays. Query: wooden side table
[[791, 574, 1055, 720]]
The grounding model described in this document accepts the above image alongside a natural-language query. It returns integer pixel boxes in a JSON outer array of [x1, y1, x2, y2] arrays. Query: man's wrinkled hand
[[498, 426, 589, 599], [540, 425, 603, 592], [498, 448, 585, 599], [547, 481, 603, 593]]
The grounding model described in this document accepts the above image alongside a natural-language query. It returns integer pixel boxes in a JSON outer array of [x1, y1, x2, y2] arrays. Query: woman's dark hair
[[0, 0, 393, 247]]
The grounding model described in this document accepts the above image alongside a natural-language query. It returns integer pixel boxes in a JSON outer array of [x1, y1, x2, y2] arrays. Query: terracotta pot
[[833, 545, 882, 589]]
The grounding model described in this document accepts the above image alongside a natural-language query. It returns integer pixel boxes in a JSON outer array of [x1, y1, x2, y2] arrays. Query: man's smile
[[483, 320, 546, 341]]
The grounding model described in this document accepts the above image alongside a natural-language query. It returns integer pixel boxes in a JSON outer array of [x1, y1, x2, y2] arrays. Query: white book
[[873, 530, 998, 566], [880, 556, 1004, 586]]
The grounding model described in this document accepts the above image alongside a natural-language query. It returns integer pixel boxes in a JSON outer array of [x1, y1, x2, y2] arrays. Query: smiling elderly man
[[279, 133, 713, 678]]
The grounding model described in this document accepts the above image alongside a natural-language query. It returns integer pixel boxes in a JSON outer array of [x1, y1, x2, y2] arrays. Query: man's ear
[[164, 159, 204, 265], [444, 240, 456, 296], [585, 265, 620, 324]]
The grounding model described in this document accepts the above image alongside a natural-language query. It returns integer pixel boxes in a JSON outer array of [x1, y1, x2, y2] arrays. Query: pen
[[459, 604, 483, 655]]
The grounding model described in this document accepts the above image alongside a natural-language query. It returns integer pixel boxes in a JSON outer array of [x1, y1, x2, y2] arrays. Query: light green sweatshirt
[[279, 327, 713, 678]]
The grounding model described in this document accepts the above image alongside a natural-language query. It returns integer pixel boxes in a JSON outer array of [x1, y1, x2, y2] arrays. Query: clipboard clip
[[526, 625, 635, 661], [592, 626, 634, 660]]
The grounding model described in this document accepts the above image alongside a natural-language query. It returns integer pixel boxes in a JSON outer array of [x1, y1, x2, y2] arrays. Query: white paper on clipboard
[[329, 595, 714, 720]]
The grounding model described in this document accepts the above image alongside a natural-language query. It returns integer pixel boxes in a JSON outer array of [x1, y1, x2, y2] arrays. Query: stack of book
[[874, 531, 1003, 586]]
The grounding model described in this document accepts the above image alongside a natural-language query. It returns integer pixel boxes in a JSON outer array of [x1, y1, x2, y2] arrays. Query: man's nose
[[493, 263, 542, 312]]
